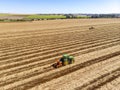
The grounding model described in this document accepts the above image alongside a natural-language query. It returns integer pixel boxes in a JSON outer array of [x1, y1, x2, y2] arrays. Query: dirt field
[[0, 19, 120, 90]]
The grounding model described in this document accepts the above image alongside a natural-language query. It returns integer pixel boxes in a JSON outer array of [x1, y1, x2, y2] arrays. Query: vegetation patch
[[0, 14, 10, 16], [26, 15, 66, 19]]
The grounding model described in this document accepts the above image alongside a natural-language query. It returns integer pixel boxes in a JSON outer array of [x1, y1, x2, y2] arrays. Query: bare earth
[[0, 19, 120, 90]]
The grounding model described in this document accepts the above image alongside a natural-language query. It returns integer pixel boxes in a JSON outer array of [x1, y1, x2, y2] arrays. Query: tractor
[[89, 26, 94, 30], [52, 54, 75, 68]]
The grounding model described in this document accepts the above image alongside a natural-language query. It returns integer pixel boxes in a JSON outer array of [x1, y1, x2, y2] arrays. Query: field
[[0, 14, 10, 16], [26, 15, 66, 19], [0, 14, 66, 21], [0, 19, 120, 90], [0, 14, 90, 22], [0, 14, 90, 20], [0, 14, 27, 20]]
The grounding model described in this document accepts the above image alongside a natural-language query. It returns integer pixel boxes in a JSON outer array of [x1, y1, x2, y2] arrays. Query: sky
[[0, 0, 120, 14]]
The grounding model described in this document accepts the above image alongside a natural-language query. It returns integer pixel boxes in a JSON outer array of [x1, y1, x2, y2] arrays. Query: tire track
[[0, 37, 119, 71], [0, 52, 120, 87], [6, 50, 120, 90], [0, 21, 120, 90], [0, 27, 119, 51], [75, 68, 120, 90], [0, 35, 119, 65], [0, 28, 89, 39], [0, 29, 108, 51], [0, 40, 119, 79], [0, 31, 92, 51], [1, 23, 114, 39], [0, 22, 118, 36], [0, 25, 88, 38], [0, 23, 119, 39], [42, 55, 120, 90], [0, 30, 118, 57], [0, 33, 112, 60]]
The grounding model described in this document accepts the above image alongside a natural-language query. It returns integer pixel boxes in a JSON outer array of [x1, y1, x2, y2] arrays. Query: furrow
[[0, 53, 120, 87], [1, 24, 117, 40], [0, 37, 119, 71], [0, 29, 108, 51], [0, 33, 112, 60], [0, 26, 88, 38], [76, 68, 120, 90], [0, 40, 119, 77], [5, 49, 120, 90], [41, 55, 120, 90], [0, 28, 118, 51], [0, 35, 119, 65]]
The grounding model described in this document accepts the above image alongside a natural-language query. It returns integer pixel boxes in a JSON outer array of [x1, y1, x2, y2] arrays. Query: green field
[[0, 14, 91, 22], [0, 14, 10, 16], [26, 15, 66, 19]]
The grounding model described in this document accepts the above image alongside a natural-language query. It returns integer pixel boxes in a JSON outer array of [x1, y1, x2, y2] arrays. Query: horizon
[[0, 0, 120, 14], [0, 13, 120, 15]]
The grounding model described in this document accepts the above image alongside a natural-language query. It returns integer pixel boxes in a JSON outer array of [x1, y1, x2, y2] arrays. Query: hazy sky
[[0, 0, 120, 14]]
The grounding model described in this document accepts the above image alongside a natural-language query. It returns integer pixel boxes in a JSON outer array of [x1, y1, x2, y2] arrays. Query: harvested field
[[0, 19, 120, 90]]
